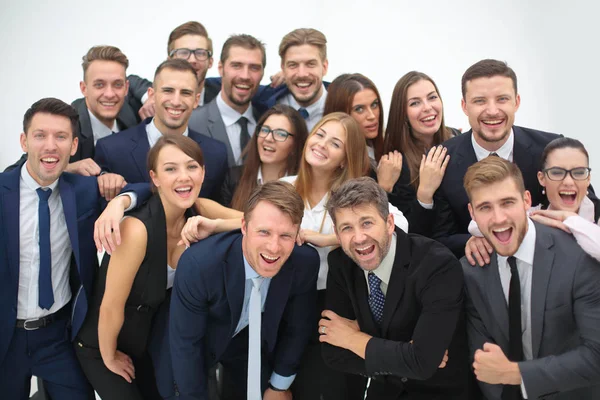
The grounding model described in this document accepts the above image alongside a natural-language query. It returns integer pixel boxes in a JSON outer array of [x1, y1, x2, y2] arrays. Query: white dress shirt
[[89, 109, 119, 145], [278, 85, 327, 132], [18, 163, 72, 319], [496, 218, 536, 398], [146, 118, 189, 148], [280, 176, 409, 290], [216, 94, 256, 166], [364, 233, 397, 296]]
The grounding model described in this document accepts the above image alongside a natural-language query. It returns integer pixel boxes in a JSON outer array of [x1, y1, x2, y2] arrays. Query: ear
[[149, 169, 160, 189], [241, 216, 247, 236], [79, 80, 87, 97], [193, 91, 201, 109], [147, 86, 155, 101], [468, 203, 475, 221], [207, 57, 214, 70], [461, 98, 468, 116], [20, 132, 28, 153], [70, 137, 79, 157], [386, 213, 395, 235], [218, 61, 224, 78], [514, 93, 521, 111], [125, 79, 130, 94], [537, 170, 545, 187], [321, 58, 329, 77], [523, 190, 532, 209]]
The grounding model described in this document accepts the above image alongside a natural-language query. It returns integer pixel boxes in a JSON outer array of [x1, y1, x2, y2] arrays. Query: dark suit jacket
[[0, 166, 100, 364], [4, 97, 139, 173], [462, 222, 600, 399], [169, 230, 319, 400], [94, 118, 228, 202], [431, 126, 561, 257], [322, 227, 469, 400]]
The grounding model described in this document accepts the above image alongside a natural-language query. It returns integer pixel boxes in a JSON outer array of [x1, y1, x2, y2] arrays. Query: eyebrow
[[408, 91, 436, 102]]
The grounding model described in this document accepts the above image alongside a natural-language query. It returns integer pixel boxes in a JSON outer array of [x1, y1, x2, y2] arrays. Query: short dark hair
[[326, 177, 389, 227], [461, 59, 517, 99], [23, 98, 79, 138], [153, 59, 198, 85], [541, 137, 589, 169], [220, 34, 266, 68], [167, 21, 213, 54], [463, 157, 525, 202], [244, 181, 303, 226], [81, 45, 129, 80]]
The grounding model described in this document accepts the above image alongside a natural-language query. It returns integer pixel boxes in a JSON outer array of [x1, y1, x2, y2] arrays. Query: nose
[[170, 92, 182, 107], [263, 130, 275, 142], [266, 236, 280, 253], [297, 63, 309, 77], [485, 101, 499, 115], [491, 207, 507, 226], [354, 229, 368, 244], [104, 84, 116, 99], [365, 107, 376, 120], [562, 173, 575, 185], [239, 66, 251, 80]]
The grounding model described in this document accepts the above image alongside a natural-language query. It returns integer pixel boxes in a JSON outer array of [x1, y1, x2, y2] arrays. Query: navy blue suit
[[94, 118, 228, 202], [169, 230, 319, 400]]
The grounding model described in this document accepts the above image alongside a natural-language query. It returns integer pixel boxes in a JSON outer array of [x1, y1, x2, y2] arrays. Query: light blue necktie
[[37, 188, 54, 310], [368, 272, 384, 324], [247, 277, 262, 399]]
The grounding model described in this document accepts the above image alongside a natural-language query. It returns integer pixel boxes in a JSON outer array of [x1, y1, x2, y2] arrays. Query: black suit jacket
[[431, 126, 561, 257], [322, 227, 469, 400]]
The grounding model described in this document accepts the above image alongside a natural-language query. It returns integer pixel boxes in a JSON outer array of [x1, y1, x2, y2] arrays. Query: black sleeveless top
[[78, 194, 169, 358]]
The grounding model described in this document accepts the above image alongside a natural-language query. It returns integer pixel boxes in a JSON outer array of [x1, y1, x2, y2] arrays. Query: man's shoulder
[[189, 128, 227, 154], [514, 125, 561, 147], [287, 244, 320, 272], [442, 129, 471, 151], [0, 165, 22, 191], [96, 120, 146, 148], [184, 230, 242, 262], [403, 232, 462, 276]]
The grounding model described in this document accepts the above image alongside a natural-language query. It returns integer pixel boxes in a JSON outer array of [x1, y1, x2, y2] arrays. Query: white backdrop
[[0, 0, 598, 185]]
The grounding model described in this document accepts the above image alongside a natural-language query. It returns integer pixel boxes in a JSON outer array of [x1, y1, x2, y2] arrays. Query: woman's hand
[[179, 216, 220, 247], [530, 209, 577, 233], [296, 230, 338, 247], [417, 146, 450, 204], [465, 236, 494, 266], [104, 350, 135, 383], [377, 151, 403, 193]]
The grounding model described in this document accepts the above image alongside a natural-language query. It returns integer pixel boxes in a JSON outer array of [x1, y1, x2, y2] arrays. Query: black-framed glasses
[[543, 167, 591, 181], [169, 48, 212, 61], [258, 126, 294, 142]]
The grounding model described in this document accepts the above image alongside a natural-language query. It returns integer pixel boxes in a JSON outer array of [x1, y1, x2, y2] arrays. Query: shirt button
[[401, 377, 408, 383]]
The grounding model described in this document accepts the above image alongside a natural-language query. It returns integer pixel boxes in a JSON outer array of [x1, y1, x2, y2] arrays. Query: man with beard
[[127, 21, 220, 119], [254, 28, 329, 132], [417, 59, 561, 258], [320, 177, 470, 400], [461, 157, 600, 399], [94, 59, 227, 202]]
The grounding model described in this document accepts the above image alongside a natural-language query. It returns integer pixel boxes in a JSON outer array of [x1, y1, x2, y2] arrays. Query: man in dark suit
[[188, 34, 265, 168], [461, 157, 600, 399], [95, 58, 228, 202], [170, 181, 319, 400], [128, 21, 220, 119], [418, 59, 562, 258], [5, 46, 139, 181], [0, 98, 140, 399]]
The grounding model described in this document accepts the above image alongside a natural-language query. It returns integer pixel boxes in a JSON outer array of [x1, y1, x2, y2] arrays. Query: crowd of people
[[1, 20, 599, 400]]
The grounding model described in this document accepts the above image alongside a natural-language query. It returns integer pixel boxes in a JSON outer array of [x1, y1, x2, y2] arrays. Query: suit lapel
[[207, 102, 235, 165], [264, 261, 293, 351], [1, 168, 22, 288], [58, 176, 81, 273], [530, 223, 555, 358], [223, 237, 246, 338], [352, 265, 379, 335], [130, 123, 151, 181], [512, 126, 534, 176], [381, 231, 409, 336], [486, 255, 510, 346]]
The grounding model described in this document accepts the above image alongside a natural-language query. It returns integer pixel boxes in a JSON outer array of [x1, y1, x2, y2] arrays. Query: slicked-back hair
[[153, 58, 199, 86], [461, 59, 517, 99], [220, 34, 266, 67], [541, 137, 589, 169], [167, 21, 213, 54], [327, 177, 389, 227], [279, 28, 327, 62], [464, 157, 525, 202], [81, 45, 129, 80], [244, 181, 304, 227], [23, 97, 79, 138]]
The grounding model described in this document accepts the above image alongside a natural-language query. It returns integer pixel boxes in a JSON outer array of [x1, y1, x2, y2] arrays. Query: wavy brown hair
[[231, 105, 308, 210], [324, 73, 384, 161], [383, 71, 452, 189]]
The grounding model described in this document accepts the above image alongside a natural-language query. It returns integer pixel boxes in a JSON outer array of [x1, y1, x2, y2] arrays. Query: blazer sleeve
[[94, 139, 111, 173], [127, 74, 152, 102], [364, 246, 464, 380], [431, 192, 471, 258], [518, 251, 600, 399], [170, 249, 210, 400]]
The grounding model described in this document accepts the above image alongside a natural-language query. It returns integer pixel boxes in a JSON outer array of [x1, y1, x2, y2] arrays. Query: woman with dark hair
[[466, 137, 600, 264], [222, 104, 309, 209], [383, 71, 459, 233]]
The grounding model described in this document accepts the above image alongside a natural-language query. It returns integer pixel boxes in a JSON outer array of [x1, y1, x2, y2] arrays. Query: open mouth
[[310, 148, 327, 160], [262, 145, 276, 153], [420, 115, 437, 126], [166, 108, 184, 117], [234, 83, 251, 95], [294, 81, 313, 92], [41, 157, 59, 169], [559, 191, 577, 204], [260, 253, 280, 264], [355, 244, 375, 257], [482, 119, 504, 127], [174, 186, 192, 198], [492, 226, 513, 244], [100, 101, 117, 108]]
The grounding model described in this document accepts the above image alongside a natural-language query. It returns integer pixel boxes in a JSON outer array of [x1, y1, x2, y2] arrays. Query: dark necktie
[[367, 272, 385, 324], [298, 107, 309, 120], [502, 256, 523, 400], [489, 152, 499, 157], [237, 117, 250, 159], [36, 188, 54, 310]]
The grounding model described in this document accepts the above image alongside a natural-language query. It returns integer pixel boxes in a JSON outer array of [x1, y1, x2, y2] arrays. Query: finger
[[435, 147, 448, 167], [102, 221, 115, 255], [89, 161, 102, 176], [98, 177, 106, 198], [465, 247, 477, 266], [116, 368, 132, 383], [440, 154, 450, 173], [123, 363, 136, 380], [483, 238, 494, 254], [530, 215, 571, 233], [94, 223, 103, 252], [474, 241, 490, 264], [419, 154, 426, 172], [111, 218, 122, 247]]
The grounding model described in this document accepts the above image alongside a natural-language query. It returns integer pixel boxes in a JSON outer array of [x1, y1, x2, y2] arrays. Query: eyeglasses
[[169, 48, 212, 61], [542, 167, 591, 181], [258, 126, 294, 142]]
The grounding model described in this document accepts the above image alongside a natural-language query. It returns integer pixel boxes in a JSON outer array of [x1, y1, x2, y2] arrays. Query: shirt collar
[[471, 129, 514, 162], [256, 165, 263, 185], [216, 93, 256, 127], [146, 118, 189, 148], [497, 218, 536, 267], [21, 161, 60, 192], [88, 109, 119, 135], [364, 232, 397, 285], [285, 85, 327, 115]]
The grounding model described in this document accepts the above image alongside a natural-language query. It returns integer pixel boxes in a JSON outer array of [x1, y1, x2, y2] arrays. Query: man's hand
[[473, 343, 521, 385], [178, 216, 219, 248], [269, 71, 286, 87], [94, 195, 131, 254], [530, 209, 577, 233], [263, 388, 292, 400], [377, 151, 403, 193], [465, 236, 493, 266], [103, 350, 135, 383], [319, 310, 371, 358], [65, 158, 102, 176], [97, 173, 127, 201], [138, 96, 156, 119], [439, 349, 449, 368]]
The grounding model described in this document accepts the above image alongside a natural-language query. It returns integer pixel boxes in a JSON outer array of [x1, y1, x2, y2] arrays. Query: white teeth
[[262, 254, 278, 261], [356, 245, 372, 251], [175, 187, 191, 192], [42, 157, 58, 162], [236, 85, 250, 89], [101, 102, 116, 106], [559, 191, 576, 195], [296, 82, 311, 88], [167, 109, 183, 116], [492, 227, 510, 233], [483, 120, 502, 124], [263, 146, 275, 152], [311, 149, 326, 159], [422, 115, 436, 121]]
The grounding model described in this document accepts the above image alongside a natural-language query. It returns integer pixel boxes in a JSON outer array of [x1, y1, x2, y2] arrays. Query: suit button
[[401, 377, 408, 383]]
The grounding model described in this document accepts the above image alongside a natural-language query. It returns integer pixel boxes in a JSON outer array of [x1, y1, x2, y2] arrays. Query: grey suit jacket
[[462, 222, 600, 399], [188, 98, 235, 166]]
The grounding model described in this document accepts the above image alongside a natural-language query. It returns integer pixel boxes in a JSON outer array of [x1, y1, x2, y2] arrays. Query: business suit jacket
[[188, 98, 260, 168], [462, 222, 600, 399], [322, 227, 470, 400], [169, 230, 319, 400], [0, 166, 100, 365], [431, 126, 561, 257], [94, 118, 228, 202], [4, 97, 139, 173]]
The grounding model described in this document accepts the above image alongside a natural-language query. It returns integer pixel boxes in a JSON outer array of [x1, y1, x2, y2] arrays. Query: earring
[[542, 188, 545, 195]]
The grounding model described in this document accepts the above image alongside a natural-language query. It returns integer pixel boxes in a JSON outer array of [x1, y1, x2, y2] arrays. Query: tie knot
[[237, 116, 249, 127], [368, 272, 381, 290], [251, 277, 262, 290], [36, 187, 52, 202], [507, 256, 518, 272], [488, 152, 499, 157], [298, 108, 309, 120]]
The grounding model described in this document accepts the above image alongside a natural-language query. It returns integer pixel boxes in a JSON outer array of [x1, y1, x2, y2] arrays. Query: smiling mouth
[[310, 148, 327, 160], [559, 191, 577, 203], [421, 115, 436, 122], [41, 157, 59, 168], [100, 101, 117, 107], [482, 119, 504, 127], [492, 226, 512, 243], [355, 244, 375, 256], [262, 145, 276, 153], [166, 108, 184, 117], [260, 253, 280, 264], [174, 186, 192, 198]]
